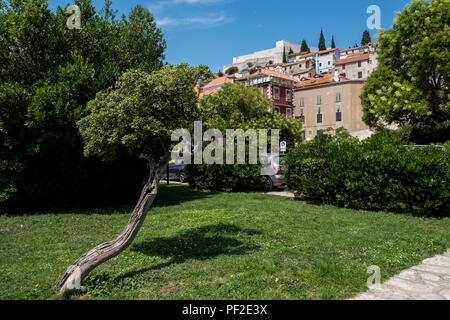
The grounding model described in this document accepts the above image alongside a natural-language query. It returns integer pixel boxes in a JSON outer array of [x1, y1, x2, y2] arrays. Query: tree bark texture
[[56, 154, 169, 295]]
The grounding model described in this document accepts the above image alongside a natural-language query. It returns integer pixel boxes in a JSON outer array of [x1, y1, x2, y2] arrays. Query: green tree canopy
[[0, 0, 166, 211], [78, 64, 213, 161], [225, 66, 239, 75], [361, 0, 449, 143], [199, 83, 303, 147]]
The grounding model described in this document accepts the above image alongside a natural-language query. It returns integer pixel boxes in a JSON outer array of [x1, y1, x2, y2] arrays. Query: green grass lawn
[[0, 184, 449, 300]]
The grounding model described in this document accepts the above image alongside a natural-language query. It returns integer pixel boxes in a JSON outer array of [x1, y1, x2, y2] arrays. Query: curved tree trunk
[[56, 154, 170, 295]]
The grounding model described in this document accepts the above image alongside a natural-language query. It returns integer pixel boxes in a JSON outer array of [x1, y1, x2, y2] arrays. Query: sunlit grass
[[0, 184, 448, 300]]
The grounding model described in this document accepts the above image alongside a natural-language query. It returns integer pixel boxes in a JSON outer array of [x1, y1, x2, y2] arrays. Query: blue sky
[[48, 0, 412, 72]]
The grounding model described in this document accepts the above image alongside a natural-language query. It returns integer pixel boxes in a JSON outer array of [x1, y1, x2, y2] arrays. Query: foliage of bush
[[187, 83, 303, 193], [285, 130, 449, 217], [0, 1, 166, 213], [188, 162, 265, 192]]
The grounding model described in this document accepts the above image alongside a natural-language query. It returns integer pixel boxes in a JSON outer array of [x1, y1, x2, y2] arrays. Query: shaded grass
[[0, 184, 449, 300]]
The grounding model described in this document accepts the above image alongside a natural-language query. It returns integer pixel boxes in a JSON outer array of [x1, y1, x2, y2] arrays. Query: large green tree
[[199, 82, 303, 150], [0, 0, 166, 211], [361, 0, 449, 143], [57, 64, 213, 295]]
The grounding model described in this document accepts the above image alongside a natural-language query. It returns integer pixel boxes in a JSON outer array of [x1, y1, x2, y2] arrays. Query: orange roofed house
[[236, 68, 297, 118], [198, 68, 298, 119]]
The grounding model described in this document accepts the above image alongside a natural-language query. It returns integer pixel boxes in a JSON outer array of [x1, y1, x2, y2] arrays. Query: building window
[[273, 87, 280, 100], [342, 64, 346, 70], [286, 108, 293, 118], [336, 111, 342, 122], [286, 89, 292, 102], [328, 61, 331, 65], [301, 131, 306, 140], [336, 92, 342, 102], [358, 61, 362, 68], [306, 61, 310, 68], [317, 130, 323, 136], [317, 113, 323, 124], [299, 97, 304, 107], [319, 63, 322, 67], [317, 95, 322, 105], [358, 72, 363, 79], [274, 106, 280, 113]]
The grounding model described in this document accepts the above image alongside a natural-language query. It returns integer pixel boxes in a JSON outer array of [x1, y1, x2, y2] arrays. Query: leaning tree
[[56, 63, 213, 295]]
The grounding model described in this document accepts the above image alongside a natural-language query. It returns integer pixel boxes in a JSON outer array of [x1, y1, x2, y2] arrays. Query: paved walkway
[[265, 191, 295, 198], [352, 250, 450, 300]]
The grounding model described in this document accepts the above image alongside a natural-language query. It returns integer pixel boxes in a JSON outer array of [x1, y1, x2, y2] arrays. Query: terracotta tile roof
[[317, 48, 339, 55], [198, 75, 235, 98], [201, 75, 234, 89], [199, 87, 220, 99], [291, 67, 314, 75], [335, 53, 370, 65], [288, 51, 310, 57], [300, 52, 316, 58], [340, 44, 369, 53], [241, 68, 297, 82], [295, 73, 348, 89]]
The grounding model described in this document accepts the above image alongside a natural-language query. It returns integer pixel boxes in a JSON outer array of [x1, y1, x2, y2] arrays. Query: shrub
[[188, 163, 265, 192], [285, 129, 449, 217]]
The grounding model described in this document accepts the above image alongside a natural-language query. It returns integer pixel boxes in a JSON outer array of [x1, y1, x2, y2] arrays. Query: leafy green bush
[[0, 1, 166, 213], [285, 130, 449, 217], [188, 163, 265, 192]]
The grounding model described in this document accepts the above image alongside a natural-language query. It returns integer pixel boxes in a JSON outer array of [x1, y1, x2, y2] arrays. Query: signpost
[[280, 141, 287, 153]]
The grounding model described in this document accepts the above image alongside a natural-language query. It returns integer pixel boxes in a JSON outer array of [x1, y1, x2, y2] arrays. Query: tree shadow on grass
[[116, 223, 261, 281], [152, 184, 218, 209]]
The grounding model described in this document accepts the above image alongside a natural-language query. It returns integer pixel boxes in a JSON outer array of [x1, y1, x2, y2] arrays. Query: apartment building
[[316, 48, 340, 74], [237, 68, 297, 118], [198, 68, 297, 119], [335, 43, 378, 80], [294, 71, 369, 140]]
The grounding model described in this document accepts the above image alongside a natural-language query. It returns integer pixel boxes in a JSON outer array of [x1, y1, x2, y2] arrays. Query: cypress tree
[[283, 47, 287, 63], [361, 30, 372, 46], [331, 36, 336, 48], [318, 29, 326, 51], [301, 40, 310, 52]]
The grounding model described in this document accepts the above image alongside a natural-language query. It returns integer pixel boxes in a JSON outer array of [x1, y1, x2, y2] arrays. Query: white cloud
[[148, 0, 227, 12], [156, 12, 227, 27]]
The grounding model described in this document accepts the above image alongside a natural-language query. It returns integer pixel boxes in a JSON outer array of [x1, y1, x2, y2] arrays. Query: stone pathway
[[265, 190, 295, 198], [352, 250, 450, 300]]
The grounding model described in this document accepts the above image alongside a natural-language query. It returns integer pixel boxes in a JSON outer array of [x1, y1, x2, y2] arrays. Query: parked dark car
[[161, 161, 189, 183]]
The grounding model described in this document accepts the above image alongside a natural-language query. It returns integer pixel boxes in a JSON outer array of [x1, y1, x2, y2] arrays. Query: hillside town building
[[222, 40, 303, 73], [213, 41, 379, 140], [294, 70, 370, 140]]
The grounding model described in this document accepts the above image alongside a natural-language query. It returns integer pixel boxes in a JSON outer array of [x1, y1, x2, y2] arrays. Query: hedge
[[285, 130, 449, 217]]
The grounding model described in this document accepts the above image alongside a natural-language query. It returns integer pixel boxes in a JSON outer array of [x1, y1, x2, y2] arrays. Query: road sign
[[280, 141, 287, 153]]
